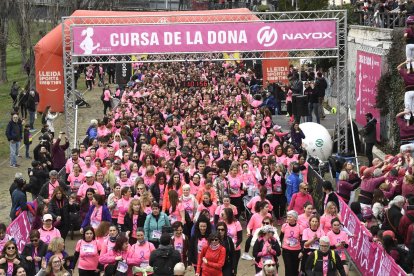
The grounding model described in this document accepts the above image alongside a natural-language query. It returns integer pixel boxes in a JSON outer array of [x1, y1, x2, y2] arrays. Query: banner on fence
[[355, 50, 382, 141], [6, 211, 30, 252], [339, 197, 406, 275], [262, 52, 290, 85]]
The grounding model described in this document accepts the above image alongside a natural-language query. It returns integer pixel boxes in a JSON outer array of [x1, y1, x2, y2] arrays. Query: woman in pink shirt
[[227, 165, 244, 219], [222, 208, 243, 275], [99, 235, 130, 275], [280, 210, 303, 276], [214, 196, 238, 225], [195, 192, 217, 225], [123, 199, 147, 245], [320, 201, 342, 234], [107, 184, 121, 225], [168, 190, 185, 225], [101, 225, 119, 255], [74, 226, 101, 275], [243, 202, 272, 261], [327, 217, 350, 275], [301, 215, 325, 274], [39, 214, 61, 244], [297, 202, 315, 229], [127, 227, 155, 275], [67, 163, 85, 193], [117, 187, 133, 230], [274, 145, 287, 165], [118, 170, 132, 188], [288, 183, 314, 215], [171, 221, 190, 266], [246, 186, 273, 214]]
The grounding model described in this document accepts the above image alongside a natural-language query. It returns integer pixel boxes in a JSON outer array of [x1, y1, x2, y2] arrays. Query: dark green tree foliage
[[376, 29, 405, 150]]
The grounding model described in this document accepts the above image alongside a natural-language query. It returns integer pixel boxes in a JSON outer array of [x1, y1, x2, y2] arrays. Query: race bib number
[[261, 255, 273, 264], [140, 260, 149, 268], [117, 261, 128, 273], [175, 243, 183, 254], [152, 230, 161, 240], [81, 244, 95, 254], [310, 240, 319, 250], [287, 237, 298, 247], [90, 219, 99, 229]]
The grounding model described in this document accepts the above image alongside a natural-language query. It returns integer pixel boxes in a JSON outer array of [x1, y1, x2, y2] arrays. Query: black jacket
[[149, 183, 161, 203], [5, 120, 22, 142], [123, 212, 147, 232], [188, 234, 208, 266], [21, 241, 48, 275], [305, 250, 346, 276], [149, 245, 181, 276], [28, 167, 49, 197], [10, 188, 27, 220], [252, 237, 281, 264], [39, 180, 70, 201], [382, 205, 403, 242], [220, 236, 235, 276], [361, 118, 377, 144]]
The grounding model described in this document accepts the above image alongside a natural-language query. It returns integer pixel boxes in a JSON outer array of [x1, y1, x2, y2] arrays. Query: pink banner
[[355, 50, 382, 141], [72, 21, 337, 55], [339, 197, 406, 276], [6, 212, 31, 253]]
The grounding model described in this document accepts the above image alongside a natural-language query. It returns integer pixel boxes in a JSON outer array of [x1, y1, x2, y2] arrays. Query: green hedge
[[375, 28, 405, 152]]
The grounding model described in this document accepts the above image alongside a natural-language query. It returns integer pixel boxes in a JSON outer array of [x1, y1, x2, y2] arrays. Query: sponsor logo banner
[[6, 212, 30, 253], [72, 21, 336, 55]]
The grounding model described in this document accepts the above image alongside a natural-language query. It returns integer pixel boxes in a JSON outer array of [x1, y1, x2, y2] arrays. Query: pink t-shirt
[[181, 196, 197, 220], [119, 178, 133, 188], [302, 228, 325, 249], [169, 203, 184, 224], [75, 239, 101, 270], [246, 196, 273, 214], [320, 214, 342, 234], [127, 241, 155, 268], [39, 227, 61, 244], [297, 213, 312, 229], [197, 202, 217, 224], [197, 237, 208, 253], [101, 238, 116, 255], [227, 175, 243, 198], [214, 204, 238, 218], [95, 147, 109, 160], [117, 197, 133, 225], [90, 206, 103, 229], [77, 182, 105, 198], [327, 230, 349, 260], [226, 221, 242, 250], [173, 235, 185, 258], [281, 223, 303, 250], [247, 213, 272, 235], [67, 173, 85, 190]]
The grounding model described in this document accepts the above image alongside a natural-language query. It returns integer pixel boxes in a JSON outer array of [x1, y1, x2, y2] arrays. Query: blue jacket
[[81, 205, 112, 228], [286, 173, 300, 204], [10, 188, 27, 220], [144, 212, 170, 242]]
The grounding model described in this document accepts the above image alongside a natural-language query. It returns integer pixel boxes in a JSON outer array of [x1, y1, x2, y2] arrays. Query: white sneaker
[[241, 252, 254, 260]]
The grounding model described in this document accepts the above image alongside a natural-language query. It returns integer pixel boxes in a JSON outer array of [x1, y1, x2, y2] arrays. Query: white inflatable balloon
[[299, 122, 333, 161]]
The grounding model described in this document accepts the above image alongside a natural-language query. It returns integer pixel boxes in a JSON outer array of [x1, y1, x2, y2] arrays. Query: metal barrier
[[356, 11, 407, 28]]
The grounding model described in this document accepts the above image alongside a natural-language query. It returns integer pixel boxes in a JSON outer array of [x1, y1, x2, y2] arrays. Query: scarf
[[210, 244, 220, 251]]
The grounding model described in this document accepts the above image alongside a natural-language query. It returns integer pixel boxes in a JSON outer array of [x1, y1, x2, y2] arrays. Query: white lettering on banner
[[38, 71, 62, 87], [282, 32, 333, 40], [358, 54, 381, 67], [207, 30, 247, 45], [186, 31, 203, 45], [377, 252, 392, 276], [164, 32, 182, 45], [369, 246, 380, 274], [357, 236, 370, 271], [110, 33, 160, 47]]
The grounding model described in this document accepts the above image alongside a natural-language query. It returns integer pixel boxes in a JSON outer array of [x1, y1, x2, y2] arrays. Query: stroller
[[74, 90, 91, 108]]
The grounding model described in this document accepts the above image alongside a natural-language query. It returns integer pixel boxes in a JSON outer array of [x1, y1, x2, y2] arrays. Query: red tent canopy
[[34, 8, 257, 112]]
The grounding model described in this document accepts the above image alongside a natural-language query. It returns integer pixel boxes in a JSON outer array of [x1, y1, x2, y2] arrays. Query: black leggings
[[230, 196, 243, 219], [244, 235, 253, 253], [282, 249, 301, 276], [78, 268, 99, 276], [271, 193, 287, 220], [103, 100, 111, 115], [233, 250, 241, 275]]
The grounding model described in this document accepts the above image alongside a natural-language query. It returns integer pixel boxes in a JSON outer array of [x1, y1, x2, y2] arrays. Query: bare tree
[[0, 0, 11, 83], [15, 0, 34, 73]]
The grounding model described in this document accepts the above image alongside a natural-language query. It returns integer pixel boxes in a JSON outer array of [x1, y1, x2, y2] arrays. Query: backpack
[[152, 248, 176, 275], [313, 249, 336, 267]]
